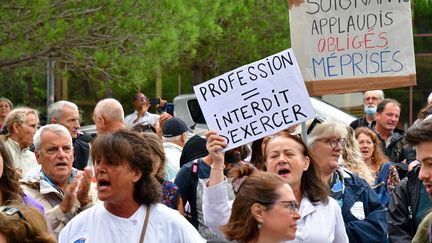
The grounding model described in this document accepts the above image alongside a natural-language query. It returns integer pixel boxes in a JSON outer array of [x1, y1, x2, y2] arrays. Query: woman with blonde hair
[[341, 126, 375, 185]]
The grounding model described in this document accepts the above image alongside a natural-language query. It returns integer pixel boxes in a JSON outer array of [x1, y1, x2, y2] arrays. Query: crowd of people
[[0, 89, 431, 243]]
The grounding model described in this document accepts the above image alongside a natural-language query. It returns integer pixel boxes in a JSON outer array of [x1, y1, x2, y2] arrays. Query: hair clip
[[232, 176, 248, 193]]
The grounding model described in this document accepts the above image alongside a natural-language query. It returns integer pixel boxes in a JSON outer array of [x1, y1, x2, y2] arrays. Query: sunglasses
[[306, 116, 326, 135], [0, 206, 27, 221]]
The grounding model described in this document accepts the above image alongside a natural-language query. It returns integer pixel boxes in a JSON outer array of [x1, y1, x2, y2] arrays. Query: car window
[[187, 99, 206, 124]]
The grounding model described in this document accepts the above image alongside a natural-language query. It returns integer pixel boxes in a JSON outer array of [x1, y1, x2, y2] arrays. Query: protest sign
[[289, 0, 416, 96], [193, 49, 315, 151]]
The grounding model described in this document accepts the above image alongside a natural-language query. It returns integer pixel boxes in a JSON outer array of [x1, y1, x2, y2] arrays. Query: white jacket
[[202, 178, 349, 243]]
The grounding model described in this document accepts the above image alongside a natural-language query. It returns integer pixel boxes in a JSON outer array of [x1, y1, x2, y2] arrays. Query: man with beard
[[174, 139, 249, 240], [350, 90, 384, 130]]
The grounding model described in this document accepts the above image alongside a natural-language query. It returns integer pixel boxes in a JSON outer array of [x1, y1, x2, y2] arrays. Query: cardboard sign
[[289, 0, 416, 96], [193, 49, 315, 151]]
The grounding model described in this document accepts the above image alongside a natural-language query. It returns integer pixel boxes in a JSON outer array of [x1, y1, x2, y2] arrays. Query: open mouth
[[278, 168, 291, 176], [56, 162, 68, 167], [360, 149, 369, 155], [424, 183, 432, 194], [97, 179, 111, 189]]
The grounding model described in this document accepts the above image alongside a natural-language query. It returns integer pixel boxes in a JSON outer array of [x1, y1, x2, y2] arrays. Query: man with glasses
[[350, 90, 384, 130], [48, 100, 92, 170], [20, 124, 94, 238], [2, 107, 39, 177]]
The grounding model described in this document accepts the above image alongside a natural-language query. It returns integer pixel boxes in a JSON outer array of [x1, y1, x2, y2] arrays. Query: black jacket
[[350, 116, 375, 130], [387, 166, 422, 243], [378, 128, 408, 163], [72, 133, 93, 170]]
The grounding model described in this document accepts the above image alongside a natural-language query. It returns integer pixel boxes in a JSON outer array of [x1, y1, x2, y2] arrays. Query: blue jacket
[[336, 168, 388, 243]]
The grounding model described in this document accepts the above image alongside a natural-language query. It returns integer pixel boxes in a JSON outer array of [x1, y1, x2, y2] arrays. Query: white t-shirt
[[59, 202, 205, 243], [124, 111, 160, 128]]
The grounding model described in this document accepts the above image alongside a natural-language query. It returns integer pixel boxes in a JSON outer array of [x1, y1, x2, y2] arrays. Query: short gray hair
[[94, 98, 124, 123], [33, 124, 72, 151], [364, 90, 384, 101], [47, 100, 78, 123], [4, 107, 39, 135]]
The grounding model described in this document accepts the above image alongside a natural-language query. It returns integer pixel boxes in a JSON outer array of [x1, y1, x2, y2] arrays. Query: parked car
[[79, 94, 356, 136], [173, 93, 356, 135]]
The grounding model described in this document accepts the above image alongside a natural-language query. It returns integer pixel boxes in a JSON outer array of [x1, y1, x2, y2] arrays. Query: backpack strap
[[192, 159, 199, 175]]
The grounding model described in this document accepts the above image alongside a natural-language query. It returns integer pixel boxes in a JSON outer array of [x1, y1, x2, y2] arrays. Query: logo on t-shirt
[[73, 237, 86, 243]]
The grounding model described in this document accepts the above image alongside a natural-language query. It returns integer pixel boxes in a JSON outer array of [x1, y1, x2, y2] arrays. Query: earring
[[257, 223, 262, 229]]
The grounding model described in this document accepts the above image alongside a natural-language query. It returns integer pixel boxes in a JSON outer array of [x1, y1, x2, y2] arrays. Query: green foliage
[[0, 0, 292, 118]]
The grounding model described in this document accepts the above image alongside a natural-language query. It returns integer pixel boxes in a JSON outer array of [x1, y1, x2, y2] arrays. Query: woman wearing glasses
[[203, 130, 348, 242], [221, 165, 300, 243], [306, 120, 387, 243]]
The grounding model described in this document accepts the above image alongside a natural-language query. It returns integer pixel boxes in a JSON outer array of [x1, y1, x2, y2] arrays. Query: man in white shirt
[[124, 92, 160, 128], [162, 117, 189, 181], [2, 107, 39, 177]]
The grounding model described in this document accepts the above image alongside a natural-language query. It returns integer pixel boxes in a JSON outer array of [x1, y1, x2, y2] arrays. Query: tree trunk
[[25, 76, 36, 108]]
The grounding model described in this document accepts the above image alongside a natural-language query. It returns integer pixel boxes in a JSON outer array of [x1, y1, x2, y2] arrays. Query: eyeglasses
[[0, 206, 27, 221], [277, 200, 300, 214], [307, 116, 326, 135], [260, 200, 299, 214], [317, 138, 345, 149]]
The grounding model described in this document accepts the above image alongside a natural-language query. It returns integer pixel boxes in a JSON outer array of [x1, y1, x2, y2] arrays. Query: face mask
[[364, 106, 377, 116]]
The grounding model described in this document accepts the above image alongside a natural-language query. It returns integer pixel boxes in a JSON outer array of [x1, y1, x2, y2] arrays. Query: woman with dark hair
[[139, 132, 184, 212], [355, 127, 400, 206], [203, 131, 348, 242], [249, 137, 269, 171], [0, 140, 44, 212], [0, 204, 55, 243], [221, 165, 300, 243], [59, 129, 204, 243]]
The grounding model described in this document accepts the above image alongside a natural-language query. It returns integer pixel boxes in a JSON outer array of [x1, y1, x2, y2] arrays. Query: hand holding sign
[[194, 49, 315, 151]]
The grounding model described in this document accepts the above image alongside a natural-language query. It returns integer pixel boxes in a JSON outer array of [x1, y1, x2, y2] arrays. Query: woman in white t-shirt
[[59, 130, 204, 243]]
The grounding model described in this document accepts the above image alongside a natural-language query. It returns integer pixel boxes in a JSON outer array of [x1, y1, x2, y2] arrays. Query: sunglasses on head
[[0, 206, 27, 221], [306, 116, 326, 135]]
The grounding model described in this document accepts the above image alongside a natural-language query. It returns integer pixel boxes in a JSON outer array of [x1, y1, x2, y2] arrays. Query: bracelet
[[211, 163, 225, 170]]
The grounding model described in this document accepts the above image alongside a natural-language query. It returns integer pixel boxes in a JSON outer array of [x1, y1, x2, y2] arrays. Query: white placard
[[193, 49, 315, 151], [289, 0, 416, 94]]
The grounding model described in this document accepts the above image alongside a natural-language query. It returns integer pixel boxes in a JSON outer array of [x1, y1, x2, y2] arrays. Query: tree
[[0, 0, 293, 121], [0, 0, 227, 101]]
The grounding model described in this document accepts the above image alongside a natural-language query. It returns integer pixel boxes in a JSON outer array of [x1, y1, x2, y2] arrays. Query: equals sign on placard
[[241, 88, 259, 101]]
